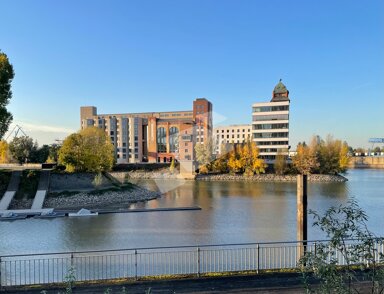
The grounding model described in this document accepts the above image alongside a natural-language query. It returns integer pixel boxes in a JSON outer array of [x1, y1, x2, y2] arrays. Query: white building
[[213, 124, 252, 155], [252, 80, 290, 162]]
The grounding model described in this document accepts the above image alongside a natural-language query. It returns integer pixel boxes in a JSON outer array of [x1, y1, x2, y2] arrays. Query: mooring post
[[297, 174, 308, 261]]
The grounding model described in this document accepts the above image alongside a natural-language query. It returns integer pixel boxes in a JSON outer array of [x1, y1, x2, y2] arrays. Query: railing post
[[197, 247, 200, 278], [134, 250, 138, 281], [0, 256, 2, 291], [256, 244, 260, 274]]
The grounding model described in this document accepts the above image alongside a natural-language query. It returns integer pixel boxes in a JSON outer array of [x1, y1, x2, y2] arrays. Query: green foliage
[[8, 136, 34, 163], [47, 143, 61, 163], [64, 266, 76, 294], [0, 50, 15, 139], [92, 172, 103, 188], [30, 144, 50, 163], [299, 199, 384, 293], [194, 139, 214, 169], [211, 155, 228, 173], [58, 127, 115, 172]]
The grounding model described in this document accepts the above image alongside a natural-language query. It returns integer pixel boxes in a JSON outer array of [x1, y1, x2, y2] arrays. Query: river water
[[0, 169, 383, 256]]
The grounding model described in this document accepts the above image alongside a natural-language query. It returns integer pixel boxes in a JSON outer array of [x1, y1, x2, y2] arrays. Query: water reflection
[[1, 170, 384, 255]]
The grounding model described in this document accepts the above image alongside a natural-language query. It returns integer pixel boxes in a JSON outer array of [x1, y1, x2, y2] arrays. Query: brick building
[[80, 98, 212, 164]]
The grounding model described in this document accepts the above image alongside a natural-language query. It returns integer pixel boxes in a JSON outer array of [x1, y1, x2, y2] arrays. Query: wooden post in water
[[297, 174, 308, 261]]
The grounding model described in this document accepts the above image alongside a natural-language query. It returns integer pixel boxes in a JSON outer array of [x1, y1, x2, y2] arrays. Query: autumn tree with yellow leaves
[[293, 135, 350, 175], [0, 140, 13, 163], [227, 140, 266, 176]]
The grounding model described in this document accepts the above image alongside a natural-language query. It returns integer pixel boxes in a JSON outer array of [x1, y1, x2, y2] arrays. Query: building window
[[157, 127, 166, 153], [169, 127, 179, 152], [185, 149, 188, 153]]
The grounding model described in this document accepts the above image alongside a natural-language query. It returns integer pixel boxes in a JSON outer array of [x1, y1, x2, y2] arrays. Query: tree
[[227, 141, 266, 176], [293, 135, 350, 175], [30, 144, 50, 163], [317, 135, 350, 174], [299, 199, 384, 293], [0, 140, 13, 163], [8, 136, 34, 163], [58, 127, 115, 172], [47, 143, 61, 163], [274, 149, 287, 175], [292, 139, 319, 174], [0, 50, 15, 139], [194, 139, 214, 170]]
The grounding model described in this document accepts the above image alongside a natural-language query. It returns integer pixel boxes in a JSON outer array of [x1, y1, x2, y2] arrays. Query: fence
[[1, 239, 383, 287]]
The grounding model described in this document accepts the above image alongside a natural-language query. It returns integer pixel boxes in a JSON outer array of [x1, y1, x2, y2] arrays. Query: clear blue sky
[[1, 0, 383, 149]]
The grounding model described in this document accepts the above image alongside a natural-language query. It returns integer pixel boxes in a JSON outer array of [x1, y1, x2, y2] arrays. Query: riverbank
[[196, 173, 348, 182], [8, 172, 162, 210], [108, 170, 348, 182], [8, 186, 161, 210]]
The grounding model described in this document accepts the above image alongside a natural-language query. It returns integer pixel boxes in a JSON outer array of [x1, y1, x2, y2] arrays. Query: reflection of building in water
[[252, 80, 290, 162], [80, 98, 212, 164]]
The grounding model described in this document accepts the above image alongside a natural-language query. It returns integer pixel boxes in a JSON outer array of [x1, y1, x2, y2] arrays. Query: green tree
[[30, 144, 50, 163], [47, 143, 61, 163], [194, 139, 214, 171], [0, 50, 15, 139], [8, 136, 34, 163], [299, 199, 384, 293], [58, 127, 115, 172]]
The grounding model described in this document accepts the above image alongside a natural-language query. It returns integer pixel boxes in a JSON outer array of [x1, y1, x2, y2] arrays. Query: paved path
[[31, 170, 50, 209], [0, 171, 21, 210]]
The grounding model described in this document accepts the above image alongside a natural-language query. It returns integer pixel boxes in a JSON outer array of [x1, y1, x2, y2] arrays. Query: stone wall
[[349, 157, 384, 169], [108, 170, 179, 182]]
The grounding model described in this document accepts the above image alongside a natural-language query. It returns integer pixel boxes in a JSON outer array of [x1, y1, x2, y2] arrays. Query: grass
[[15, 169, 40, 200]]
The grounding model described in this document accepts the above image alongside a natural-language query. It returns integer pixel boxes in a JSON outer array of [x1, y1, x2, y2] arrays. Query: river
[[0, 169, 383, 256]]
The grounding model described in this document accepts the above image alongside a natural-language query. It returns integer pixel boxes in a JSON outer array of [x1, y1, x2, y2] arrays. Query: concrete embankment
[[109, 170, 179, 181], [9, 172, 161, 210], [196, 173, 348, 182], [349, 156, 384, 169]]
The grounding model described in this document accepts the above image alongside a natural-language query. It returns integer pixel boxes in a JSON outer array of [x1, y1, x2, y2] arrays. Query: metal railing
[[1, 239, 383, 287]]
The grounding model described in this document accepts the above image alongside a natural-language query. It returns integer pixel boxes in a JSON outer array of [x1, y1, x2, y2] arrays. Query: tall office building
[[252, 80, 290, 162], [80, 98, 212, 164]]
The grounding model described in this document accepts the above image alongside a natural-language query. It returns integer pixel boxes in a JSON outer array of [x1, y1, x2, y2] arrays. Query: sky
[[1, 0, 383, 149]]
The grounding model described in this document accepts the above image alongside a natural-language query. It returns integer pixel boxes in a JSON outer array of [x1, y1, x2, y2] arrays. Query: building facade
[[80, 98, 212, 164], [213, 124, 252, 155], [252, 80, 290, 162]]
